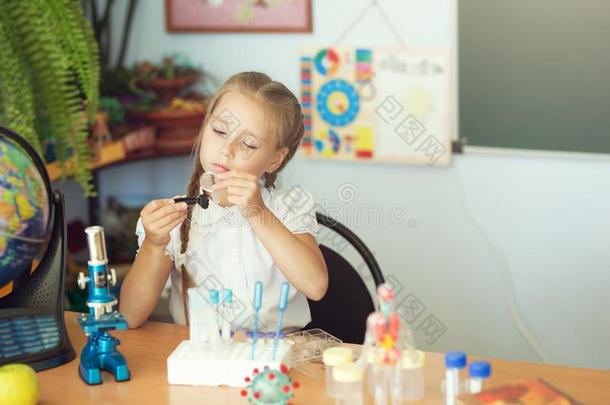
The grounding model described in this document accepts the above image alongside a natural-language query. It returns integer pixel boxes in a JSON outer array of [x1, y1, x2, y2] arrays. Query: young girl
[[120, 72, 328, 331]]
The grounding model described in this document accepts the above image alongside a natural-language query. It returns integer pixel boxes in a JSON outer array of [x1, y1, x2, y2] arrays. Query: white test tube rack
[[166, 287, 293, 387]]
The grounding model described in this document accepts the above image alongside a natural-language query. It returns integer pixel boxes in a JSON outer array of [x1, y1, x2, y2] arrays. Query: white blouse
[[135, 185, 319, 332]]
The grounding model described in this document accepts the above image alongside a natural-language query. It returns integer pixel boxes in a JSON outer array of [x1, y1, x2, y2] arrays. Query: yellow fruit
[[0, 363, 39, 405]]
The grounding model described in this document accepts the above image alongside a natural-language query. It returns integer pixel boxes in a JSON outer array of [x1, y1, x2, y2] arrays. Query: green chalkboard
[[458, 0, 610, 154]]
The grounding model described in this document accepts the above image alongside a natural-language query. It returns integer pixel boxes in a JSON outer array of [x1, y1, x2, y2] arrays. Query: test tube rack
[[167, 339, 293, 387], [167, 286, 293, 387]]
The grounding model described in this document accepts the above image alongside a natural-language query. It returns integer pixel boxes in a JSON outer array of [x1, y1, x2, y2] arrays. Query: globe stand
[[0, 190, 76, 370]]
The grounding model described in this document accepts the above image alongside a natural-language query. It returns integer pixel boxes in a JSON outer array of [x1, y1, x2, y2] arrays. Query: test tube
[[333, 363, 364, 405], [468, 361, 491, 394], [221, 289, 232, 341], [323, 347, 353, 398], [208, 289, 220, 347], [444, 351, 467, 405], [187, 288, 207, 344]]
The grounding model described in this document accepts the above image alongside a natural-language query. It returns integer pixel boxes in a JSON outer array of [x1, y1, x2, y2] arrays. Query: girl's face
[[199, 91, 287, 179]]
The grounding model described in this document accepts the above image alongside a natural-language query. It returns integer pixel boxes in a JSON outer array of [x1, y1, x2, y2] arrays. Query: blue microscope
[[76, 226, 130, 384]]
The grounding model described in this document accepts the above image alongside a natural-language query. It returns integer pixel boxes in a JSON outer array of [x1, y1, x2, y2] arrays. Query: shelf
[[91, 145, 193, 172], [47, 142, 193, 182]]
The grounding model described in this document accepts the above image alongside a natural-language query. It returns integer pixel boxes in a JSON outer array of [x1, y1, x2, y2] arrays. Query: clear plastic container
[[368, 363, 391, 405], [364, 350, 378, 395], [286, 328, 342, 364], [333, 363, 364, 405], [323, 347, 354, 397], [395, 350, 426, 401]]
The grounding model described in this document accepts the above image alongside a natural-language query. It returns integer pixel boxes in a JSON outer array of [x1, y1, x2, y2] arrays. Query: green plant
[[84, 0, 139, 97], [133, 56, 202, 83], [0, 0, 100, 195], [99, 96, 125, 124]]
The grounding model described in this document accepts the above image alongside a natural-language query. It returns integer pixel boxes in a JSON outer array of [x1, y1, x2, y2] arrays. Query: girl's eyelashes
[[211, 126, 259, 149], [240, 141, 258, 150], [241, 134, 260, 150], [213, 127, 227, 136]]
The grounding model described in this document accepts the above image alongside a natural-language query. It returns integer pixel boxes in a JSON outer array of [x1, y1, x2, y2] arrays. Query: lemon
[[0, 363, 39, 405]]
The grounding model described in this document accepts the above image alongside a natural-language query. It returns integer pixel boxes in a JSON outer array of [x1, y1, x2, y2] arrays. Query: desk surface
[[37, 312, 609, 404]]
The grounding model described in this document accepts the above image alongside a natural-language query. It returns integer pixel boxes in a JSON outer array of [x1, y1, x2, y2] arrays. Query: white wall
[[98, 0, 610, 369]]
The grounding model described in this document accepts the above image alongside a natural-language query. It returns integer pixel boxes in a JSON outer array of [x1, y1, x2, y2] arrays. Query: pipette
[[251, 281, 263, 360], [272, 282, 290, 360]]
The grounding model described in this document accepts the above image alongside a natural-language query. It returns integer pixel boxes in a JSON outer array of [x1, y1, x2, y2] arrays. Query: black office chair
[[304, 212, 385, 344]]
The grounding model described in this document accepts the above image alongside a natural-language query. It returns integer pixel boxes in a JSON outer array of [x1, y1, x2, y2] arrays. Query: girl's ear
[[267, 147, 289, 173]]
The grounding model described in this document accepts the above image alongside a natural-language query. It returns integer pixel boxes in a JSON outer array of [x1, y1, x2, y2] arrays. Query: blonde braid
[[179, 160, 204, 325]]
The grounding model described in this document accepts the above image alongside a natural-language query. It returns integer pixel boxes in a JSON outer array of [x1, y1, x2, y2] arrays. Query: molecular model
[[240, 364, 300, 405]]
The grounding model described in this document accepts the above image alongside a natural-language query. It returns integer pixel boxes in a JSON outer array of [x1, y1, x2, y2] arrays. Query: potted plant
[[125, 55, 210, 153], [134, 57, 201, 104], [0, 0, 100, 195]]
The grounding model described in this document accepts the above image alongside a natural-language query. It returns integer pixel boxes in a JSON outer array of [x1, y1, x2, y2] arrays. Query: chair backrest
[[316, 213, 385, 287], [304, 213, 385, 344]]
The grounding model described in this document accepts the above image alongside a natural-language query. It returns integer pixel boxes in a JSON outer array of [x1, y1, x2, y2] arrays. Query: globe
[[0, 130, 51, 292]]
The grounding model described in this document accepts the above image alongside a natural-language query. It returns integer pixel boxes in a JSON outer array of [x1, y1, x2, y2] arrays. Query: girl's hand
[[213, 170, 266, 219], [140, 199, 188, 247]]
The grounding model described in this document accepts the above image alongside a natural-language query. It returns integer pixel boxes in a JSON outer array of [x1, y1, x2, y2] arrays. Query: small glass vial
[[364, 350, 378, 395], [468, 361, 491, 394], [333, 363, 364, 405], [370, 363, 391, 405], [444, 351, 467, 405], [323, 347, 353, 398], [396, 350, 426, 401]]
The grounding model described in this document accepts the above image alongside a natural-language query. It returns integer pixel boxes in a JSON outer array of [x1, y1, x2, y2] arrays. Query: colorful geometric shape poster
[[300, 47, 453, 166]]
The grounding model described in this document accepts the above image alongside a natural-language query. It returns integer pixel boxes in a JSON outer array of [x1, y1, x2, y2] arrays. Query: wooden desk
[[38, 312, 609, 404]]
